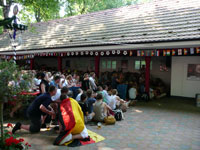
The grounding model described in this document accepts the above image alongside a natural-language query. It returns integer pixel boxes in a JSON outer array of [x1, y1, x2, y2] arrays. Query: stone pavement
[[5, 97, 200, 150]]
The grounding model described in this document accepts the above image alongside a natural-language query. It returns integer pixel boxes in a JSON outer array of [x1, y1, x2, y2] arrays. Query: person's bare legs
[[72, 134, 83, 140], [20, 125, 30, 131]]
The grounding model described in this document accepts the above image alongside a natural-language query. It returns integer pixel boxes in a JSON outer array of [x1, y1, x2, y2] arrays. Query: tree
[[64, 0, 147, 17], [17, 0, 63, 22], [0, 60, 31, 142]]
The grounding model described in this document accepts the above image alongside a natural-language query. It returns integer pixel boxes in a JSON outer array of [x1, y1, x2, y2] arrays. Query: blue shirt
[[50, 80, 58, 88], [86, 97, 96, 113], [27, 93, 52, 117]]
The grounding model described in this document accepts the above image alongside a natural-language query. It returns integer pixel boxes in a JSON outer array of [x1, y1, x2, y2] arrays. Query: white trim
[[0, 40, 200, 55]]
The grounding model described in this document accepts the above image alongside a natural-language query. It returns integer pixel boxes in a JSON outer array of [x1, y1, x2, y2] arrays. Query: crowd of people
[[10, 70, 167, 145]]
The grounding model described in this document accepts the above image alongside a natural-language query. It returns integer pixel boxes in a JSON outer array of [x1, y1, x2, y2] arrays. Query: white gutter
[[0, 40, 200, 55]]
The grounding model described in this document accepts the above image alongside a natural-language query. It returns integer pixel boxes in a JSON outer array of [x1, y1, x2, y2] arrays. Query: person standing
[[39, 72, 50, 94], [89, 72, 97, 91], [12, 86, 57, 134]]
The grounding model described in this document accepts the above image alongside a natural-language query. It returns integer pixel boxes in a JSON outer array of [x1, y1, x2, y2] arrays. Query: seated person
[[79, 93, 95, 123], [102, 85, 110, 104], [96, 86, 103, 95], [12, 86, 57, 134], [109, 89, 127, 110], [93, 93, 112, 122], [86, 89, 96, 114], [50, 76, 61, 89], [54, 94, 89, 145], [76, 88, 83, 101], [128, 83, 137, 100]]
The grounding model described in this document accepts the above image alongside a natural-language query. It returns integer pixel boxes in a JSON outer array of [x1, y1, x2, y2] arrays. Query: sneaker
[[12, 122, 21, 134], [59, 134, 72, 145]]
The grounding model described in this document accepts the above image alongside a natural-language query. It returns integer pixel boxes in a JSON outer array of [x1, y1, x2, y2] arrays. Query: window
[[107, 61, 111, 69], [112, 61, 117, 69], [102, 61, 106, 69], [102, 60, 117, 70], [135, 61, 140, 70], [135, 60, 152, 70]]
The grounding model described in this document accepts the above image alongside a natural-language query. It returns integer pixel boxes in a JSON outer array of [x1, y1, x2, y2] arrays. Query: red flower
[[18, 138, 24, 142], [25, 142, 31, 147], [13, 139, 20, 145], [5, 136, 21, 146], [5, 137, 14, 146], [7, 123, 13, 128]]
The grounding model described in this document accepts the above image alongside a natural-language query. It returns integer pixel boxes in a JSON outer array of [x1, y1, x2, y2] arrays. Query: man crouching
[[12, 86, 57, 134]]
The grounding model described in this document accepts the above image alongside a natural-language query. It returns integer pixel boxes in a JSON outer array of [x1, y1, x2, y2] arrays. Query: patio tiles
[[5, 97, 200, 150]]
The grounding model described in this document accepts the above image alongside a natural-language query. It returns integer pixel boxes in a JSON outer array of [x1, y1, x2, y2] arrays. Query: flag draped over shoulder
[[54, 98, 105, 147], [54, 98, 85, 145]]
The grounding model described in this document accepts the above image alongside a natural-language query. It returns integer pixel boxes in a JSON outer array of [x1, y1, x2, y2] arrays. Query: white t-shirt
[[60, 78, 68, 87], [89, 77, 96, 90], [129, 88, 137, 100], [51, 89, 61, 101], [76, 93, 82, 101], [33, 78, 41, 86], [109, 95, 117, 110], [102, 90, 110, 104]]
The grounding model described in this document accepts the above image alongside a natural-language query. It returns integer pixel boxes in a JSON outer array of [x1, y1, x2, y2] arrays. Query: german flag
[[54, 98, 104, 147]]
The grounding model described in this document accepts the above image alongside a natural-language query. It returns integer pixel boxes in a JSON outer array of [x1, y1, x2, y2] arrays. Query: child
[[86, 89, 96, 114], [79, 93, 95, 123], [109, 89, 127, 110], [102, 85, 110, 104]]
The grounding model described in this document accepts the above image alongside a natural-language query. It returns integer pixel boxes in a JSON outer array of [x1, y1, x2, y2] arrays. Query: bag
[[104, 116, 116, 125], [114, 109, 124, 121]]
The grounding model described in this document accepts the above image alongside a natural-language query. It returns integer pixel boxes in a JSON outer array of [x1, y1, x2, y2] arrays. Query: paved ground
[[5, 97, 200, 150]]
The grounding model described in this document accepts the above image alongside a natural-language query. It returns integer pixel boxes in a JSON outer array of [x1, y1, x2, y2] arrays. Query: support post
[[145, 56, 151, 93], [30, 59, 34, 70], [95, 55, 100, 77], [58, 56, 62, 72]]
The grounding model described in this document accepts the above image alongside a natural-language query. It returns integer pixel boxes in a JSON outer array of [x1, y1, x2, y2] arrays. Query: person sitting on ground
[[79, 93, 95, 123], [129, 83, 137, 101], [128, 83, 138, 106], [102, 85, 110, 104], [50, 75, 61, 89], [54, 94, 89, 145], [109, 89, 127, 110], [86, 89, 96, 114], [97, 86, 103, 95], [12, 86, 57, 134], [39, 72, 50, 94], [93, 93, 112, 122], [76, 88, 83, 101]]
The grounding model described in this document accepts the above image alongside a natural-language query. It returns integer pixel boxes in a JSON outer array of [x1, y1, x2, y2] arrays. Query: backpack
[[114, 109, 124, 121], [104, 116, 116, 125]]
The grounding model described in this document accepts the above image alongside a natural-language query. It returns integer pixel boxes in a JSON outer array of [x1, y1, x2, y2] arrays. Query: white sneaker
[[59, 134, 72, 145]]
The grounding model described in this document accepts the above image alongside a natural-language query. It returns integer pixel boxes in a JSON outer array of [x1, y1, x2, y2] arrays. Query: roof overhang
[[1, 40, 200, 55]]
